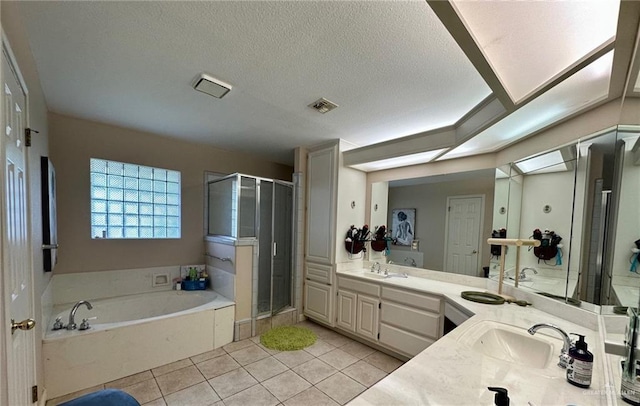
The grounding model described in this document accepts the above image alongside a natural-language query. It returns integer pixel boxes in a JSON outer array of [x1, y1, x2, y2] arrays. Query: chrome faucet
[[403, 257, 417, 267], [528, 323, 572, 368], [67, 300, 93, 330], [371, 262, 381, 274], [520, 267, 538, 280]]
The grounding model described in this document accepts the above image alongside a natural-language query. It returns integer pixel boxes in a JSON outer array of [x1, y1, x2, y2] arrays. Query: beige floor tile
[[223, 339, 255, 353], [223, 384, 279, 406], [152, 358, 193, 377], [283, 387, 340, 406], [318, 349, 359, 370], [315, 372, 366, 405], [164, 381, 220, 406], [244, 356, 289, 382], [121, 378, 163, 404], [208, 368, 258, 399], [303, 339, 335, 357], [274, 350, 314, 368], [321, 333, 354, 348], [363, 351, 403, 373], [257, 342, 281, 355], [105, 370, 154, 389], [250, 335, 262, 344], [46, 385, 105, 405], [104, 371, 153, 389], [228, 344, 270, 365], [262, 370, 311, 402], [342, 360, 387, 387], [155, 365, 205, 396], [340, 341, 376, 359], [190, 347, 226, 364], [196, 354, 241, 379], [142, 398, 167, 406], [292, 359, 337, 385]]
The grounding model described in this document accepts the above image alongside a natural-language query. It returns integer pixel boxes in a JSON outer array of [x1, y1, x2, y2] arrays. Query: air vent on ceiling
[[308, 98, 339, 114], [193, 73, 232, 99]]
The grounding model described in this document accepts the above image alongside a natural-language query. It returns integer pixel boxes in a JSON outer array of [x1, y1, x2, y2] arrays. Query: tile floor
[[47, 320, 405, 406]]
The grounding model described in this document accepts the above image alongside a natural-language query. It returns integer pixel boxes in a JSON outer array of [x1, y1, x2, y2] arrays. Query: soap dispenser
[[566, 333, 593, 388], [488, 387, 509, 406]]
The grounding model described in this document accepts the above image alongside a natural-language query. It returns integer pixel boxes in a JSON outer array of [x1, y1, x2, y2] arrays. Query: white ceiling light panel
[[440, 51, 614, 161], [350, 148, 449, 172], [515, 150, 567, 174], [451, 0, 619, 102]]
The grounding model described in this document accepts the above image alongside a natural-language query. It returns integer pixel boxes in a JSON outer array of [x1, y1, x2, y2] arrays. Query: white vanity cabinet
[[379, 286, 444, 357], [304, 262, 334, 325], [336, 276, 381, 342]]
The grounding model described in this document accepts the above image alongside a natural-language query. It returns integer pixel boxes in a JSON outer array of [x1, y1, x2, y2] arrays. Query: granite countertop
[[337, 267, 614, 405]]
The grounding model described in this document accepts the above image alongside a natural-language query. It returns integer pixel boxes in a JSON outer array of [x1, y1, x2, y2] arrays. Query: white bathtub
[[43, 290, 235, 399]]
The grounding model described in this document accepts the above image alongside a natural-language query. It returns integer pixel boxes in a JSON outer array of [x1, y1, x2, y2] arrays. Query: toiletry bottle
[[566, 334, 593, 388], [487, 387, 509, 406]]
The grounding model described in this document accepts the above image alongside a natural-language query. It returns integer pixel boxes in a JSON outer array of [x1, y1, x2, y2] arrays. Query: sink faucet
[[528, 323, 572, 368], [403, 257, 417, 267], [519, 267, 538, 280], [371, 262, 381, 274], [67, 300, 93, 330]]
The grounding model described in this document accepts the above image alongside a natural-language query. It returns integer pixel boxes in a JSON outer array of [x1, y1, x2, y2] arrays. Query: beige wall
[[2, 1, 51, 400], [387, 175, 495, 273], [49, 113, 292, 274]]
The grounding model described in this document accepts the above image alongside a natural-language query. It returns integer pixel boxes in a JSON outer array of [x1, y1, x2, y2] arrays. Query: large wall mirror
[[369, 169, 496, 275], [366, 125, 640, 313]]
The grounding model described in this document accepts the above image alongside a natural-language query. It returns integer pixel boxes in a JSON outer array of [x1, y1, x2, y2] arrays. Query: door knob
[[11, 318, 35, 334], [472, 250, 478, 254]]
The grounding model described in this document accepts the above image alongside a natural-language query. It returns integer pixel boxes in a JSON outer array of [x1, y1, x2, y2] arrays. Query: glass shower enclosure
[[207, 174, 294, 316]]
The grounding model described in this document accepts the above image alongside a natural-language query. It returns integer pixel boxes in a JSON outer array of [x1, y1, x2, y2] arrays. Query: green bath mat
[[260, 325, 317, 351]]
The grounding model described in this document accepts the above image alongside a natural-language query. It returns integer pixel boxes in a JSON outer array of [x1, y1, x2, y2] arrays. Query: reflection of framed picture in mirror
[[41, 157, 58, 272], [392, 208, 415, 246]]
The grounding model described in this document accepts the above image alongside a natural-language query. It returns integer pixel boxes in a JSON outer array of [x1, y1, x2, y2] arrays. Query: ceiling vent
[[308, 98, 339, 114], [193, 73, 232, 99]]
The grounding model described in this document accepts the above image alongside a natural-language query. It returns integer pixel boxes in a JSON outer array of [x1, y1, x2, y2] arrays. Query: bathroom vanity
[[305, 264, 624, 405]]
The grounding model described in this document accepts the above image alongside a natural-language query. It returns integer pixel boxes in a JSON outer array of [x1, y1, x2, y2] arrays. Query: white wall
[[517, 171, 574, 275], [387, 175, 494, 273]]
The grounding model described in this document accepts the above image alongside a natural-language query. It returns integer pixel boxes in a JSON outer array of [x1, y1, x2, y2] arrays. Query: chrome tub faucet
[[67, 300, 93, 330]]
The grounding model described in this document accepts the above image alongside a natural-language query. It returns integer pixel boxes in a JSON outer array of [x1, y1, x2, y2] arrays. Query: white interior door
[[2, 44, 36, 405], [445, 196, 483, 276]]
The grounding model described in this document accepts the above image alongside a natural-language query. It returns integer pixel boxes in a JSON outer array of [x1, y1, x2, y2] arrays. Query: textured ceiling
[[19, 1, 492, 165]]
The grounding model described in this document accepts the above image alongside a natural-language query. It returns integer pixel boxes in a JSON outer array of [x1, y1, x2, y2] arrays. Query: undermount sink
[[457, 321, 561, 369], [363, 272, 387, 279]]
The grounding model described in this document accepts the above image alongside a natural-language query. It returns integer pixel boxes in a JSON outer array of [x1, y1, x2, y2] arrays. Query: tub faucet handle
[[79, 318, 92, 331], [52, 317, 64, 331]]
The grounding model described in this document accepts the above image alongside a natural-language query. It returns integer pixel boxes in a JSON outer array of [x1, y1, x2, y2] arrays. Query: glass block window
[[90, 158, 181, 239]]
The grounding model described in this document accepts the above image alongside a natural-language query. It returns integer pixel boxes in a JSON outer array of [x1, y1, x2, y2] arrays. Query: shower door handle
[[273, 242, 277, 257]]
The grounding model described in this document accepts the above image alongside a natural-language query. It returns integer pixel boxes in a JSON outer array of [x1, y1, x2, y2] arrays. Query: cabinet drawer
[[379, 323, 435, 357], [381, 286, 442, 313], [381, 301, 441, 339], [306, 262, 333, 284], [337, 276, 380, 296]]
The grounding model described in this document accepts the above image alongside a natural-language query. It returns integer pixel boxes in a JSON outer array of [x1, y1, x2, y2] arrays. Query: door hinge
[[377, 333, 380, 339], [32, 385, 38, 403], [378, 302, 381, 309], [25, 128, 39, 147], [448, 206, 451, 212]]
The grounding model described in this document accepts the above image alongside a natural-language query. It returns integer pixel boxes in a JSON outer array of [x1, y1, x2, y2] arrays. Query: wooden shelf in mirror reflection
[[486, 238, 540, 295]]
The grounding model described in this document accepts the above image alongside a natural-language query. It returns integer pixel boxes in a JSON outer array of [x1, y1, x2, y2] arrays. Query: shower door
[[257, 180, 293, 316], [272, 182, 293, 314]]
